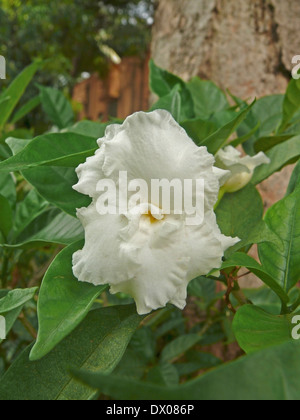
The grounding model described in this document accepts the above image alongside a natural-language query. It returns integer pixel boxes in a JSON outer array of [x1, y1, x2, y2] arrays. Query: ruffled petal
[[100, 110, 222, 211], [185, 212, 239, 282], [73, 147, 106, 198], [111, 214, 190, 314], [215, 146, 270, 193], [72, 202, 131, 286]]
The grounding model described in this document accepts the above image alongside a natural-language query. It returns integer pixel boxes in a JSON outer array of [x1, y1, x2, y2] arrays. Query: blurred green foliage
[[0, 0, 153, 129]]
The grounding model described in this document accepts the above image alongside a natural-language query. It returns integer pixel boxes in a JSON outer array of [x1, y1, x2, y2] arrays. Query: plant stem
[[18, 312, 37, 340]]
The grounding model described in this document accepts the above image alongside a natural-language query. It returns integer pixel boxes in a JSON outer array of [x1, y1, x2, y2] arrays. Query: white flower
[[72, 110, 239, 315], [215, 146, 270, 193]]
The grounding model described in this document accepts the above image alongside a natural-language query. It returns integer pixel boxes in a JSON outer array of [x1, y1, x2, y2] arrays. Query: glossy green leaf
[[233, 305, 293, 354], [254, 134, 294, 153], [149, 59, 185, 98], [71, 340, 300, 400], [0, 60, 42, 128], [5, 135, 90, 216], [286, 160, 300, 196], [22, 166, 90, 217], [64, 120, 108, 138], [186, 78, 229, 120], [38, 85, 74, 129], [10, 210, 84, 248], [239, 95, 284, 155], [229, 121, 261, 148], [258, 186, 300, 293], [181, 118, 218, 146], [252, 135, 300, 185], [0, 287, 38, 314], [226, 219, 283, 258], [278, 78, 300, 133], [149, 60, 194, 121], [0, 289, 37, 345], [221, 253, 289, 304], [200, 102, 254, 155], [0, 132, 97, 172], [12, 189, 49, 239], [150, 84, 182, 122], [216, 185, 263, 244], [5, 136, 32, 155], [0, 305, 142, 400], [0, 128, 33, 146], [30, 241, 106, 361]]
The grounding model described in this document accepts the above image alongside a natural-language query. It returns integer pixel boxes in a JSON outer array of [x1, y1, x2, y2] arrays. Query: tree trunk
[[151, 0, 300, 288], [151, 0, 300, 98]]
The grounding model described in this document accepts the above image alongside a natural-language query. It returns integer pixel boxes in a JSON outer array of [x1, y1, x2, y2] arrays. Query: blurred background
[[1, 0, 299, 121]]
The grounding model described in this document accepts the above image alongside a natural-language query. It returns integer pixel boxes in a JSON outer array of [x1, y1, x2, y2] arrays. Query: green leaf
[[229, 121, 261, 148], [239, 95, 284, 155], [30, 241, 106, 361], [215, 184, 263, 245], [0, 287, 38, 314], [0, 172, 16, 206], [149, 59, 184, 98], [0, 289, 37, 345], [252, 135, 300, 185], [5, 137, 32, 155], [238, 287, 281, 315], [286, 160, 300, 196], [149, 61, 194, 121], [0, 60, 42, 128], [64, 120, 108, 138], [12, 189, 49, 239], [254, 134, 294, 153], [0, 132, 97, 172], [70, 340, 300, 400], [150, 84, 182, 122], [10, 209, 84, 248], [10, 95, 41, 124], [233, 305, 293, 354], [181, 118, 219, 146], [130, 327, 156, 364], [5, 136, 90, 216], [147, 363, 179, 386], [200, 102, 255, 155], [175, 352, 221, 376], [0, 128, 33, 145], [0, 305, 142, 400], [278, 78, 300, 133], [186, 78, 229, 120], [0, 194, 13, 238], [221, 253, 289, 304], [226, 219, 283, 258], [160, 334, 202, 364], [38, 85, 74, 129], [258, 186, 300, 293], [22, 166, 90, 217]]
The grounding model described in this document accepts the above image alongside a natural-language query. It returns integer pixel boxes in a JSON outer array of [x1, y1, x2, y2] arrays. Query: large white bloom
[[72, 110, 239, 315], [215, 146, 270, 193]]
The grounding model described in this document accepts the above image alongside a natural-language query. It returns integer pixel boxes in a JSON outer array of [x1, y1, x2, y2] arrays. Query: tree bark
[[151, 0, 300, 98], [151, 0, 299, 288]]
